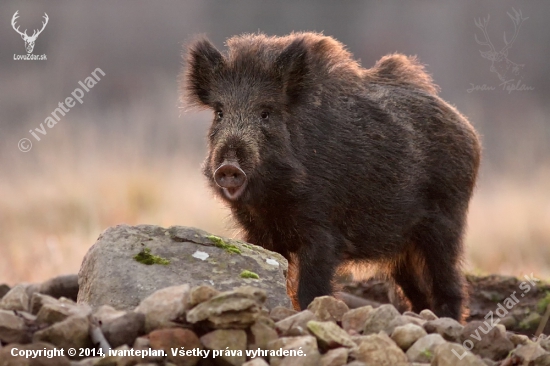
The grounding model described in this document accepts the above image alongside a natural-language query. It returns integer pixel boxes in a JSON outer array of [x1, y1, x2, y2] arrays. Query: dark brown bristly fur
[[182, 32, 481, 320]]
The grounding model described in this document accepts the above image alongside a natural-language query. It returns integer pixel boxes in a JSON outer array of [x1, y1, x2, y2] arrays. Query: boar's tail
[[365, 53, 439, 95]]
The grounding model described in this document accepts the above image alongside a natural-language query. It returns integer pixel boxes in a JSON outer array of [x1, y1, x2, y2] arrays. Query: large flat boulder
[[77, 225, 290, 310]]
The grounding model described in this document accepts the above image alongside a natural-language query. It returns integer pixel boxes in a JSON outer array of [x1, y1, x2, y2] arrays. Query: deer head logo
[[475, 8, 528, 83], [11, 11, 49, 54]]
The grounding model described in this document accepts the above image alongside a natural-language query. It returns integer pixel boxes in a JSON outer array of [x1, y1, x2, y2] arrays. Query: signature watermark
[[12, 10, 48, 61], [18, 68, 106, 152], [468, 8, 534, 94], [452, 273, 540, 360]]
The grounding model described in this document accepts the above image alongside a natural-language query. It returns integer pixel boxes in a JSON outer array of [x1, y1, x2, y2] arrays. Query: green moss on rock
[[240, 270, 260, 279], [207, 235, 241, 254], [133, 247, 170, 265]]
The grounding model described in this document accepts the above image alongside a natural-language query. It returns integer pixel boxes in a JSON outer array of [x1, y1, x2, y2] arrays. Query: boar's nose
[[214, 162, 247, 189]]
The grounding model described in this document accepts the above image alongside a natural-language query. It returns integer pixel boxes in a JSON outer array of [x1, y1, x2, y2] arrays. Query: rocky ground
[[0, 225, 549, 366]]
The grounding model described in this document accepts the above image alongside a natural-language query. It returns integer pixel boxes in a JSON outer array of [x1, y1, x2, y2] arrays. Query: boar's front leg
[[295, 227, 340, 310]]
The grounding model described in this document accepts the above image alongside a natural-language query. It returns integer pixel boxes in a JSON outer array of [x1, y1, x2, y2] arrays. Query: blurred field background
[[1, 1, 549, 285]]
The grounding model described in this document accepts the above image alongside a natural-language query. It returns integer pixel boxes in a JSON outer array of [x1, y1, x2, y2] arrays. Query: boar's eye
[[260, 111, 269, 120], [215, 111, 223, 120]]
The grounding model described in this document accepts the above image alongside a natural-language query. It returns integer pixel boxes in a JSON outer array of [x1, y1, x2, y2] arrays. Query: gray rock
[[187, 285, 220, 308], [149, 328, 202, 366], [0, 284, 31, 312], [307, 320, 356, 349], [391, 323, 427, 351], [0, 284, 10, 299], [101, 311, 145, 348], [77, 225, 290, 310], [349, 332, 409, 365], [275, 310, 316, 336], [269, 306, 297, 322], [268, 335, 321, 366], [32, 314, 93, 357], [419, 309, 438, 321], [423, 317, 463, 342], [431, 342, 486, 366], [507, 332, 530, 347], [186, 287, 263, 329], [200, 329, 247, 366], [248, 317, 278, 350], [38, 274, 79, 301], [405, 333, 446, 363], [511, 343, 548, 364], [243, 358, 270, 366], [36, 297, 91, 326], [307, 296, 349, 322], [383, 314, 426, 340], [459, 320, 514, 360], [135, 284, 190, 333], [362, 304, 400, 335], [341, 306, 373, 334], [0, 309, 30, 344], [320, 347, 348, 366]]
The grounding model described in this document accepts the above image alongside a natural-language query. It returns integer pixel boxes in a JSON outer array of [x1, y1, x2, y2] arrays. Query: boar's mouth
[[213, 161, 248, 201]]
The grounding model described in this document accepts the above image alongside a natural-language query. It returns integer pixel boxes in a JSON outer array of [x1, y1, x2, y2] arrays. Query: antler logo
[[11, 10, 49, 54], [475, 8, 528, 83]]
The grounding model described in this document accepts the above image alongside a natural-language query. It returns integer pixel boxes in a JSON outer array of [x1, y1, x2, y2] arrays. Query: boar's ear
[[185, 38, 225, 106], [275, 39, 309, 106]]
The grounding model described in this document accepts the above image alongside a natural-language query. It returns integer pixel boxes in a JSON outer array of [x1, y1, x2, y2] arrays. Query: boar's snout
[[214, 161, 248, 200]]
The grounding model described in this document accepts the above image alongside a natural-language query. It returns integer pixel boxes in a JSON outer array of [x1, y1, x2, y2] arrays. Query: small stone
[[101, 311, 145, 348], [94, 304, 127, 323], [30, 293, 59, 315], [419, 309, 438, 321], [149, 328, 202, 366], [269, 306, 297, 322], [243, 358, 270, 366], [459, 321, 514, 360], [307, 296, 349, 322], [306, 320, 355, 349], [320, 347, 348, 366], [39, 274, 79, 301], [275, 310, 316, 336], [0, 284, 31, 312], [248, 318, 278, 350], [135, 284, 190, 333], [341, 306, 373, 334], [33, 314, 93, 357], [187, 285, 220, 308], [362, 304, 400, 335], [384, 315, 411, 335], [405, 333, 446, 363], [432, 342, 486, 366], [36, 297, 91, 326], [506, 332, 530, 347], [391, 323, 427, 351], [511, 343, 548, 364], [349, 332, 408, 366], [0, 342, 71, 365], [423, 317, 463, 342], [519, 312, 542, 330], [268, 335, 321, 366], [499, 315, 517, 329], [533, 354, 550, 366], [0, 284, 10, 299], [186, 289, 262, 329], [200, 329, 247, 366], [0, 309, 30, 344]]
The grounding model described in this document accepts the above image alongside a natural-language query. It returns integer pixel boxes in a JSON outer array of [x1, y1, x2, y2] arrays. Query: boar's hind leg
[[413, 216, 466, 321], [391, 256, 431, 314], [296, 228, 340, 310]]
